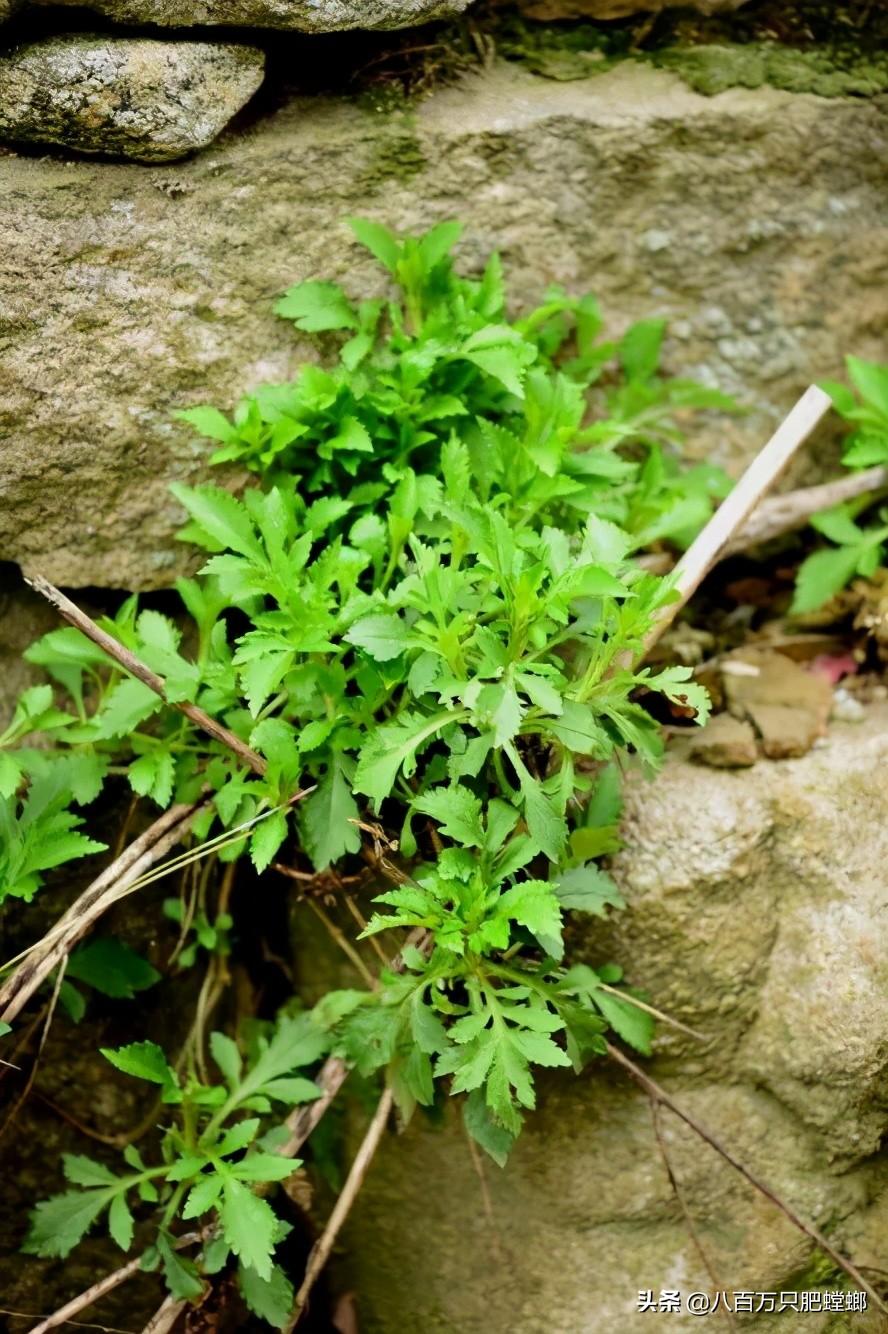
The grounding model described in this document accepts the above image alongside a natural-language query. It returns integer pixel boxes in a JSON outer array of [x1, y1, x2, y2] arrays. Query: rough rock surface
[[721, 648, 833, 758], [28, 0, 471, 30], [0, 578, 59, 728], [0, 35, 265, 164], [688, 711, 757, 766], [516, 0, 747, 19], [324, 712, 888, 1332], [1, 61, 886, 587]]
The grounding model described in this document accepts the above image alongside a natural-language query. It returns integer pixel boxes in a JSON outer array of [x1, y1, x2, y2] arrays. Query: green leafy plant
[[24, 1015, 325, 1323], [791, 357, 888, 613], [3, 219, 736, 1322], [822, 356, 888, 469], [791, 503, 888, 615]]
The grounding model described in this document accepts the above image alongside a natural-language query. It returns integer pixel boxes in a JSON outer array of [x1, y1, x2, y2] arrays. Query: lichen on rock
[[0, 34, 265, 163], [27, 0, 471, 30]]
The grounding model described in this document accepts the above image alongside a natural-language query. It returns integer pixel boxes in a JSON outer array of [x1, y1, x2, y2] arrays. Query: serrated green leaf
[[182, 1174, 224, 1219], [412, 785, 484, 847], [101, 1040, 179, 1100], [345, 613, 412, 661], [592, 990, 654, 1055], [95, 678, 162, 739], [463, 1087, 515, 1167], [210, 1031, 242, 1087], [348, 217, 401, 274], [219, 1177, 278, 1280], [170, 484, 263, 562], [300, 763, 360, 870], [555, 864, 624, 916], [238, 1260, 295, 1328], [62, 1154, 118, 1187], [176, 405, 237, 444], [250, 809, 289, 874], [791, 545, 862, 615], [274, 280, 357, 332], [108, 1193, 134, 1251], [24, 1190, 111, 1258]]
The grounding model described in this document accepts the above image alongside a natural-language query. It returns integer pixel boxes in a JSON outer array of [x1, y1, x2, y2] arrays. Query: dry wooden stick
[[640, 385, 833, 656], [649, 1097, 737, 1332], [722, 463, 888, 555], [609, 1043, 886, 1315], [139, 1296, 183, 1334], [0, 801, 202, 1026], [284, 1087, 394, 1331], [25, 575, 266, 776], [27, 1233, 203, 1334]]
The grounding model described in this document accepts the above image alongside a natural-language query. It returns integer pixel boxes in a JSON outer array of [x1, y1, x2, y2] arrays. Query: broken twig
[[27, 1232, 203, 1334], [641, 385, 833, 655], [721, 463, 888, 555], [284, 1087, 395, 1330], [25, 575, 266, 776], [609, 1043, 886, 1316], [649, 1097, 738, 1331], [0, 801, 202, 1026]]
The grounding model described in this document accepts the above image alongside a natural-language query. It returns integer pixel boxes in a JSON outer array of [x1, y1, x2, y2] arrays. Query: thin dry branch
[[26, 1232, 202, 1334], [638, 464, 888, 577], [608, 1043, 886, 1316], [641, 385, 833, 656], [284, 1087, 394, 1331], [25, 575, 266, 776], [139, 1296, 183, 1334], [649, 1096, 737, 1332], [0, 801, 202, 1026], [722, 463, 888, 556]]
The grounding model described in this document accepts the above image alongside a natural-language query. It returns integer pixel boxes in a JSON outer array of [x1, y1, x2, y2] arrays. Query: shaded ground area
[[3, 0, 886, 106]]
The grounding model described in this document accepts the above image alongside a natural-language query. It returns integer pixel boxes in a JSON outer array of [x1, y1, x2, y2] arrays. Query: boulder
[[28, 0, 471, 30], [0, 61, 885, 588], [323, 710, 888, 1331], [0, 35, 265, 164]]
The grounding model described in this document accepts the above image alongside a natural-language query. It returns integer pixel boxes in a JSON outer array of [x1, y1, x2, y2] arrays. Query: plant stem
[[25, 575, 267, 776], [283, 1086, 394, 1330]]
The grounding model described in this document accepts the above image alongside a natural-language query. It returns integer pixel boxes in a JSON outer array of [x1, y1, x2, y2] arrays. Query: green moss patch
[[653, 41, 888, 99]]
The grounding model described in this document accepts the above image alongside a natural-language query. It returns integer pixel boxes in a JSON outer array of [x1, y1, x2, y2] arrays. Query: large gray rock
[[28, 0, 471, 30], [0, 35, 265, 164], [0, 61, 885, 588], [322, 710, 888, 1332]]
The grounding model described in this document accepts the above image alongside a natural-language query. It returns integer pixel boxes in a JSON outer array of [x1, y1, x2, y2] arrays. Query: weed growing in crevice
[[2, 219, 747, 1322]]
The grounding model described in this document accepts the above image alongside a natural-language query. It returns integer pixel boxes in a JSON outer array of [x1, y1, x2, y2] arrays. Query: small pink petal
[[809, 653, 858, 686]]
